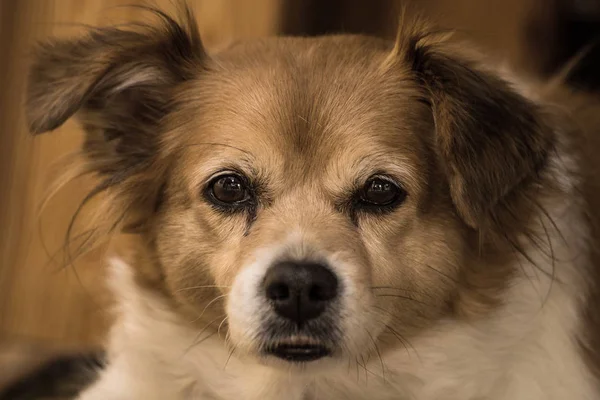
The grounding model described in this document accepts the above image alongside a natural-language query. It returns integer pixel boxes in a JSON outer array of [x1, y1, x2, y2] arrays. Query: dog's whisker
[[371, 286, 437, 300], [370, 306, 421, 362], [373, 294, 437, 308], [189, 294, 228, 324], [192, 330, 218, 349], [360, 354, 369, 385], [366, 328, 386, 383], [387, 324, 416, 361], [217, 316, 229, 338], [176, 285, 231, 293], [371, 286, 423, 292], [381, 323, 421, 364], [355, 354, 384, 383], [224, 346, 236, 370], [184, 314, 226, 356]]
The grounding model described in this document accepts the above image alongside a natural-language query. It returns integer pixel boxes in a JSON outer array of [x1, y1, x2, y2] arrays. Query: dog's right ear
[[26, 7, 206, 176], [387, 15, 555, 230]]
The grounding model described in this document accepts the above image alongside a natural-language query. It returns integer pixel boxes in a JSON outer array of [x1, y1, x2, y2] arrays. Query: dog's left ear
[[25, 7, 206, 179], [25, 7, 206, 231], [394, 25, 555, 229]]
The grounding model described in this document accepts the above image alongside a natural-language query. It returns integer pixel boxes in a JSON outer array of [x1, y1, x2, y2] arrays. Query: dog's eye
[[360, 177, 406, 207], [208, 174, 249, 205]]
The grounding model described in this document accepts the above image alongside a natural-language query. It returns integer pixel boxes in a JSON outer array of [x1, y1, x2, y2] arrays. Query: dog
[[12, 4, 600, 399]]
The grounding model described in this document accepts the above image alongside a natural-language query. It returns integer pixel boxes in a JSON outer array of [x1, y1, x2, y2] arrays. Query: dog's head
[[26, 7, 555, 369]]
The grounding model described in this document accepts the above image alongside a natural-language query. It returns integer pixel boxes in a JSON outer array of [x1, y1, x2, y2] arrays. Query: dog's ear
[[393, 24, 555, 229], [26, 7, 205, 177]]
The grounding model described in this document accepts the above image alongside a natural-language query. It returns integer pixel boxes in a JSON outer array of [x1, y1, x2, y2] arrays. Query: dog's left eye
[[206, 173, 251, 206], [360, 177, 406, 207]]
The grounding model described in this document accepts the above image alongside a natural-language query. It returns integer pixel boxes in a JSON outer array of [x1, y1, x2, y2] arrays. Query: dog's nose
[[263, 261, 339, 324]]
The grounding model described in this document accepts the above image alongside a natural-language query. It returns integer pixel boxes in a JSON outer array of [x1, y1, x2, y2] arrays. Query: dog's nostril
[[266, 282, 290, 301], [263, 261, 339, 324], [309, 283, 335, 302]]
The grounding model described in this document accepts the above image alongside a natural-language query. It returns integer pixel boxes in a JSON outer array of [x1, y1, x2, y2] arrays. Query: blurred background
[[1, 0, 599, 388]]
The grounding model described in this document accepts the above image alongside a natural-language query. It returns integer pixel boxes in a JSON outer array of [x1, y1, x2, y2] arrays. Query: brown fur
[[24, 4, 600, 392]]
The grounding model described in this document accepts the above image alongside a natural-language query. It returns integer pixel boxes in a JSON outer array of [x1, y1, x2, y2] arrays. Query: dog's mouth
[[266, 341, 331, 362]]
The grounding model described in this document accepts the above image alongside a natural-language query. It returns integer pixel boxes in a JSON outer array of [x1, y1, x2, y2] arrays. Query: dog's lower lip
[[268, 344, 331, 362]]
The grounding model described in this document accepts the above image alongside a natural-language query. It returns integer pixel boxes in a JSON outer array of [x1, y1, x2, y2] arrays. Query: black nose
[[263, 261, 339, 324]]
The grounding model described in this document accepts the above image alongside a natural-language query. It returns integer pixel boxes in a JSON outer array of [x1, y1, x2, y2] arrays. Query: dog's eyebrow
[[183, 142, 252, 157], [350, 157, 425, 191], [351, 151, 417, 175], [194, 154, 261, 184]]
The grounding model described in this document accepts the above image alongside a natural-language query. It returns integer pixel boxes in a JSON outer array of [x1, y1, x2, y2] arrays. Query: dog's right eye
[[206, 173, 251, 208]]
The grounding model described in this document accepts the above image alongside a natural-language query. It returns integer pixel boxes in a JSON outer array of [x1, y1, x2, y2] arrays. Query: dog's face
[[26, 9, 554, 369], [159, 37, 465, 363]]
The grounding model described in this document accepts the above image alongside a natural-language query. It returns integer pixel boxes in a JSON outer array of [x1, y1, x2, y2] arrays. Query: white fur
[[227, 231, 379, 359], [77, 151, 599, 400]]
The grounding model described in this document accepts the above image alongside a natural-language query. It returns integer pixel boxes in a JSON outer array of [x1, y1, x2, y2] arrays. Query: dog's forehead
[[177, 35, 429, 180]]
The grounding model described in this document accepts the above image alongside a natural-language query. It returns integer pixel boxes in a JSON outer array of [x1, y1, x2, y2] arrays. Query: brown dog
[[19, 4, 600, 399]]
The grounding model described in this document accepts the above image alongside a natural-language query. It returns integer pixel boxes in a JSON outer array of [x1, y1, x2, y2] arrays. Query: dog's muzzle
[[261, 261, 339, 362]]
